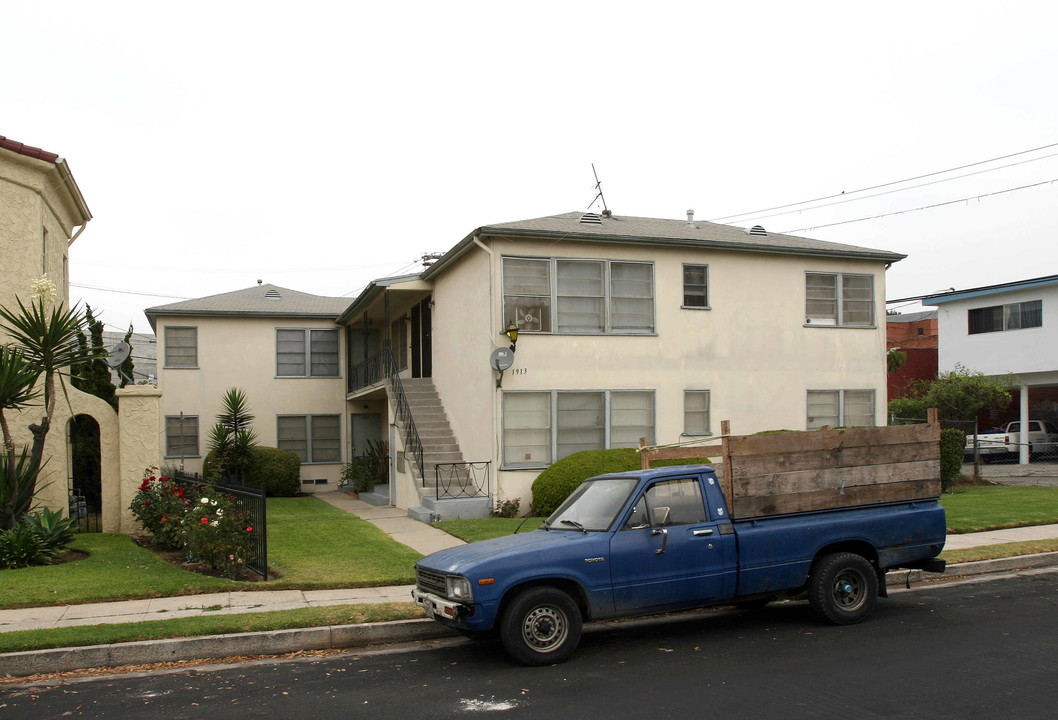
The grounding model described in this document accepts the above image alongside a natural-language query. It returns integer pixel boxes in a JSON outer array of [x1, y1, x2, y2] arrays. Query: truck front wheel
[[808, 552, 878, 625], [500, 587, 582, 666]]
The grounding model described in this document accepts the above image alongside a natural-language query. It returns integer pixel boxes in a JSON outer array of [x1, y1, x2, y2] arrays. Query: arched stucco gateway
[[11, 384, 161, 534]]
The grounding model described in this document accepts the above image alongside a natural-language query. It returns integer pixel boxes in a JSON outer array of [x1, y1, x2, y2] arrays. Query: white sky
[[4, 1, 1058, 335]]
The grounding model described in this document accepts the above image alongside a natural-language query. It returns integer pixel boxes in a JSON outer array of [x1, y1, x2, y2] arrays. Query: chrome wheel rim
[[522, 604, 568, 652]]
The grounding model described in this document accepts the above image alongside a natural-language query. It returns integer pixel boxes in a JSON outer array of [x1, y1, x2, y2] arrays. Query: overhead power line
[[780, 178, 1058, 234], [70, 282, 191, 300], [710, 141, 1058, 223]]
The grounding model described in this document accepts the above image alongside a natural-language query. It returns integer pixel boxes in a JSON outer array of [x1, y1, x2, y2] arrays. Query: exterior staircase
[[396, 378, 491, 522]]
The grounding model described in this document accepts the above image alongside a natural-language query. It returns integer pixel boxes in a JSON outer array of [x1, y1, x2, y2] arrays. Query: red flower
[[161, 517, 167, 522], [144, 500, 150, 506], [246, 527, 253, 533], [201, 517, 209, 524], [177, 488, 186, 498]]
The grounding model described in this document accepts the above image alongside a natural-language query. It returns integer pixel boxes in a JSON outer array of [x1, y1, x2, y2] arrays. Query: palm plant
[[0, 291, 92, 529], [208, 388, 259, 482]]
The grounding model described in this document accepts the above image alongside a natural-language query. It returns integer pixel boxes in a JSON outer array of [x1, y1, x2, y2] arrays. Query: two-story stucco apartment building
[[342, 211, 902, 518], [148, 210, 903, 519]]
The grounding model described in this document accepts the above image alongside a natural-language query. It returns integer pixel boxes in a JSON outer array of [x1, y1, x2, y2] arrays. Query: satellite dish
[[105, 342, 133, 386], [105, 342, 131, 368], [490, 347, 514, 372]]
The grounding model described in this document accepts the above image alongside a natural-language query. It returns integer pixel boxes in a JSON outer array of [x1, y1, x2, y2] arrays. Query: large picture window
[[277, 329, 340, 377], [968, 300, 1042, 334], [164, 326, 198, 368], [807, 390, 875, 430], [503, 257, 655, 335], [278, 414, 341, 463], [805, 273, 874, 327], [503, 390, 655, 468]]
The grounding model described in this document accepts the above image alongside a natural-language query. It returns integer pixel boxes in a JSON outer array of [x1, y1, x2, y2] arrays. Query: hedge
[[530, 448, 711, 516], [203, 445, 302, 497]]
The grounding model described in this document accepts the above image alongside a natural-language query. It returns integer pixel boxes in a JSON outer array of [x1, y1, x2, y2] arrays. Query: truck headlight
[[446, 576, 474, 603]]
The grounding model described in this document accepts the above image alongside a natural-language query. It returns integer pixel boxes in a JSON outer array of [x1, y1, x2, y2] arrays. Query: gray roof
[[886, 310, 937, 323], [145, 284, 353, 329], [423, 211, 905, 281]]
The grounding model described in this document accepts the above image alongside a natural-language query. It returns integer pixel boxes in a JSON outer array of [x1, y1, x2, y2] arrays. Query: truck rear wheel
[[808, 552, 878, 625], [500, 587, 582, 666]]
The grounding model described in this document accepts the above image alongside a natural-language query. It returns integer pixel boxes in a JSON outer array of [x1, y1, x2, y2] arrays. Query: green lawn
[[0, 495, 422, 609], [940, 485, 1058, 533], [434, 516, 544, 542]]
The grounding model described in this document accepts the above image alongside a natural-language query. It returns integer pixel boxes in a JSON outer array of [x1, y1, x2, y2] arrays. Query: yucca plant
[[0, 282, 93, 530], [207, 388, 259, 483]]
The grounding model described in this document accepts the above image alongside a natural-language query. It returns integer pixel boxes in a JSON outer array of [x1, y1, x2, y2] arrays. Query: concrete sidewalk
[[3, 491, 1058, 679]]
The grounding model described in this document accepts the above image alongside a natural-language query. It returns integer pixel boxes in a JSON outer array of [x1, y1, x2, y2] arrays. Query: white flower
[[210, 499, 218, 506], [216, 509, 223, 516], [30, 275, 58, 306], [210, 520, 219, 528], [200, 497, 209, 504]]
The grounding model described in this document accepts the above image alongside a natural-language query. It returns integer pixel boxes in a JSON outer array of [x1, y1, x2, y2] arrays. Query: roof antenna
[[589, 164, 610, 217]]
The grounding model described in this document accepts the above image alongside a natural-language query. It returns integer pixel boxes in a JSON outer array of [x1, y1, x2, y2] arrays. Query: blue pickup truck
[[413, 464, 947, 665]]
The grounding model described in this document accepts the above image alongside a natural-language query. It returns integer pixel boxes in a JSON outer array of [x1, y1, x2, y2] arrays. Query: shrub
[[940, 427, 965, 493], [340, 457, 374, 493], [205, 446, 301, 496], [23, 507, 76, 557], [0, 523, 46, 569], [494, 497, 521, 518], [180, 488, 256, 579], [245, 446, 301, 497], [530, 449, 711, 516], [129, 470, 196, 549]]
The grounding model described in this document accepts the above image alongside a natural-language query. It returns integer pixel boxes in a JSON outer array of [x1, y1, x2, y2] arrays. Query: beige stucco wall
[[155, 314, 347, 488], [428, 237, 891, 507]]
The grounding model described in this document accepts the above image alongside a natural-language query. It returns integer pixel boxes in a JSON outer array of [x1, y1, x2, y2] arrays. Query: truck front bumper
[[412, 588, 470, 623]]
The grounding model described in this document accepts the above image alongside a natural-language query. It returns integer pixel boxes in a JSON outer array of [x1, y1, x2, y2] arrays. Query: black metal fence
[[172, 472, 268, 580], [435, 461, 490, 500], [68, 487, 101, 533]]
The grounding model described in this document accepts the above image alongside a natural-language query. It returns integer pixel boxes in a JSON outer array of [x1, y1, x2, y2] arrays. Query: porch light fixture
[[503, 322, 519, 351]]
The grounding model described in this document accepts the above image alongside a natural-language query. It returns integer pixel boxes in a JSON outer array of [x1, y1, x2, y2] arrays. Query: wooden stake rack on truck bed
[[639, 408, 942, 520]]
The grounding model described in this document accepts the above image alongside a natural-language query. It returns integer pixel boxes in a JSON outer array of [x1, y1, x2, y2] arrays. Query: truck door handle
[[651, 527, 668, 554], [693, 529, 715, 537]]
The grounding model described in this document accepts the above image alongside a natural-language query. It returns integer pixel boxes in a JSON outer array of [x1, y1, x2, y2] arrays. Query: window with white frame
[[683, 390, 711, 435], [164, 326, 198, 368], [503, 390, 655, 467], [805, 272, 874, 326], [276, 329, 340, 377], [503, 257, 654, 334], [277, 414, 341, 463], [683, 264, 709, 308], [968, 300, 1042, 334], [806, 390, 875, 430], [165, 415, 199, 457]]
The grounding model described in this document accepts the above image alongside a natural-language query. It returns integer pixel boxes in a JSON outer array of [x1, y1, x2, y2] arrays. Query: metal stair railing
[[349, 348, 427, 482]]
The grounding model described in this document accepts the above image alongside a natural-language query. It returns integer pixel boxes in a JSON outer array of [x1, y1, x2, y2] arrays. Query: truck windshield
[[544, 478, 638, 532]]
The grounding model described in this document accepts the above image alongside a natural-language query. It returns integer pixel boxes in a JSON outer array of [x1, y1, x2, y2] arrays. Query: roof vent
[[579, 212, 603, 225], [748, 225, 768, 236], [265, 288, 281, 299]]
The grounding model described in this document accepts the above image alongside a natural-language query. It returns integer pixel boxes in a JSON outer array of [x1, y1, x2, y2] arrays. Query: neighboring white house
[[339, 210, 904, 519], [145, 284, 354, 489], [924, 274, 1058, 463]]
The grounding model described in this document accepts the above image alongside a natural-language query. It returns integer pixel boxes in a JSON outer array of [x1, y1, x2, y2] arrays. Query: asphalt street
[[5, 568, 1057, 719]]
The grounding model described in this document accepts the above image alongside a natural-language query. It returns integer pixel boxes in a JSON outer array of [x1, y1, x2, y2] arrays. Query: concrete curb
[[4, 553, 1058, 679]]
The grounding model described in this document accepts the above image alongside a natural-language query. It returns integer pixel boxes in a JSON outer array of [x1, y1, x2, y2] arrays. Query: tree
[[887, 364, 1013, 422], [0, 278, 95, 529], [207, 388, 259, 482], [71, 305, 116, 409]]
